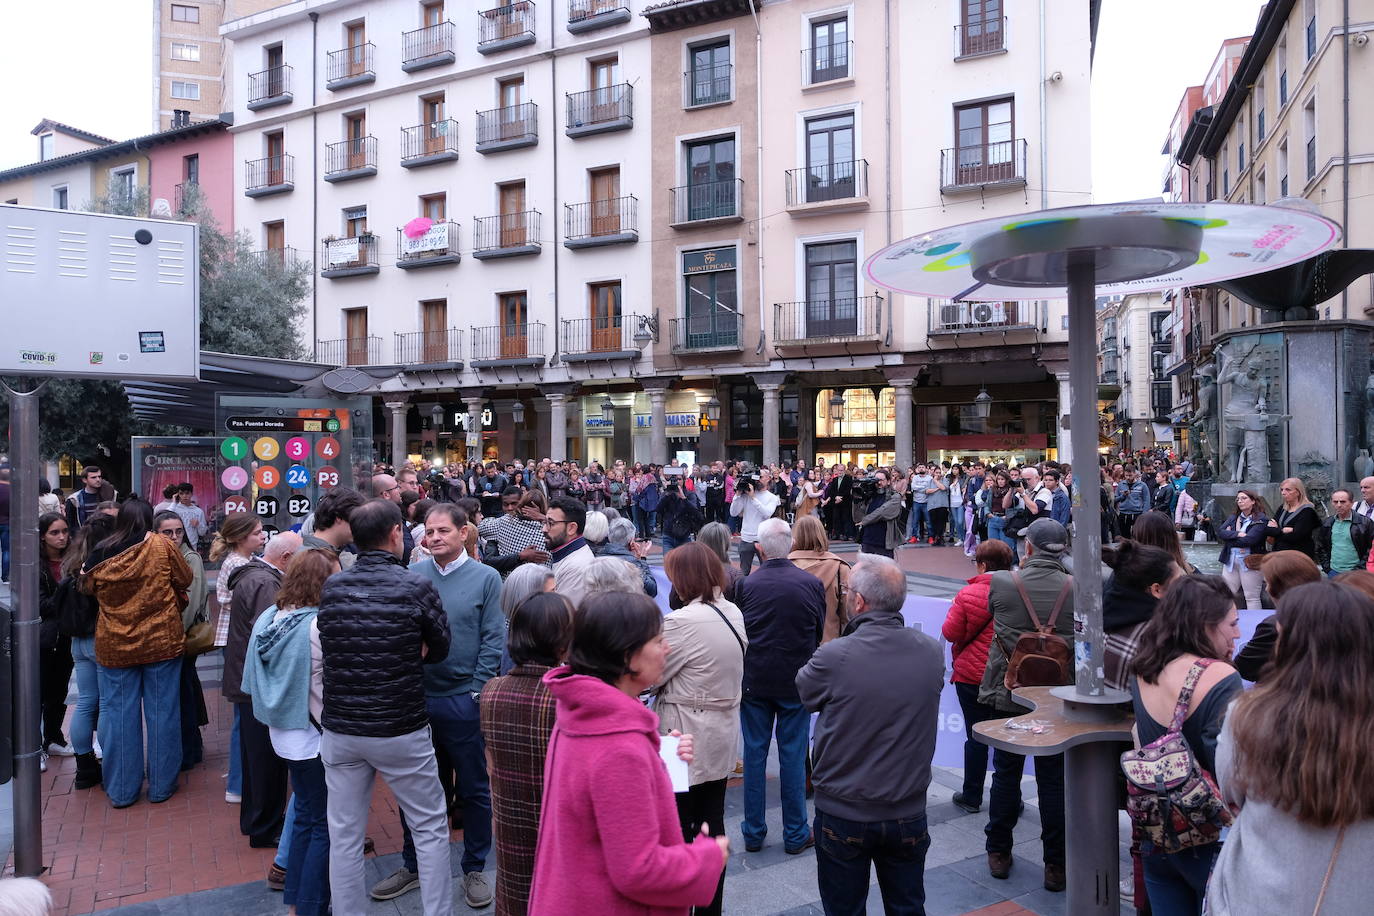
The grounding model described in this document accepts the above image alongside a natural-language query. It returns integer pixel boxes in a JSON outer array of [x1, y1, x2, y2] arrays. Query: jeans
[[663, 533, 689, 553], [985, 749, 1065, 866], [929, 508, 949, 542], [950, 505, 966, 541], [987, 516, 1018, 560], [953, 682, 994, 805], [97, 657, 183, 807], [274, 795, 298, 869], [814, 809, 930, 916], [740, 696, 811, 850], [401, 693, 492, 875], [283, 757, 331, 916], [738, 539, 761, 576], [907, 503, 931, 540], [69, 636, 100, 756], [227, 703, 243, 795], [1141, 843, 1220, 916], [676, 779, 728, 916]]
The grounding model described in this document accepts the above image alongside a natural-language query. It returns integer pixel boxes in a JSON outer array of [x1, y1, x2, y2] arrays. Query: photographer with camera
[[731, 467, 780, 575], [855, 470, 904, 558]]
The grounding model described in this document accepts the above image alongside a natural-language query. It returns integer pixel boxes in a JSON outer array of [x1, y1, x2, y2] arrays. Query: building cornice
[[1197, 0, 1297, 158], [0, 117, 231, 183]]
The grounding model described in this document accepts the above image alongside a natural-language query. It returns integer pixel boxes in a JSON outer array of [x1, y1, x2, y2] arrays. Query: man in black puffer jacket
[[317, 499, 451, 916]]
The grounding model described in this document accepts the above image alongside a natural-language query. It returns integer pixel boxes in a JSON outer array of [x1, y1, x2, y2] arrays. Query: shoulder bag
[[704, 601, 746, 658]]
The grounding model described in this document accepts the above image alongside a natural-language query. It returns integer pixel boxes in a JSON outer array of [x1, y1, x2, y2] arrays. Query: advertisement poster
[[130, 437, 219, 506]]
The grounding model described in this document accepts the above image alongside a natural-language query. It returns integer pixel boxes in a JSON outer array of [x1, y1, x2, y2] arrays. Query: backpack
[[999, 572, 1074, 689], [54, 576, 99, 639], [668, 499, 704, 541], [1120, 658, 1234, 855]]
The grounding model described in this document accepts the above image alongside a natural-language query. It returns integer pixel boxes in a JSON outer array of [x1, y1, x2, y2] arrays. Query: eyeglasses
[[380, 484, 400, 495], [542, 517, 568, 529]]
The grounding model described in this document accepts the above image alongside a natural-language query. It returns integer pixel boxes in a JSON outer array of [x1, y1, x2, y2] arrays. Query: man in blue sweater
[[370, 503, 504, 910]]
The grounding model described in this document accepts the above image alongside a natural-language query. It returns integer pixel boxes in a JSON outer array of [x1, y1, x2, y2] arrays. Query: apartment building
[[1097, 293, 1172, 453], [154, 0, 286, 130]]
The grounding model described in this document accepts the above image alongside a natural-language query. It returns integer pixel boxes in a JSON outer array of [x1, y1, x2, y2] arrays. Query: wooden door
[[345, 308, 368, 365], [589, 57, 620, 122], [346, 23, 367, 75], [265, 46, 284, 95], [265, 222, 284, 265], [422, 300, 447, 362], [423, 2, 444, 27], [590, 282, 622, 351], [500, 293, 528, 358], [497, 0, 522, 39], [589, 167, 620, 236], [423, 95, 446, 154], [421, 193, 446, 222], [266, 132, 285, 185], [346, 114, 366, 170], [499, 183, 526, 248], [498, 78, 525, 140]]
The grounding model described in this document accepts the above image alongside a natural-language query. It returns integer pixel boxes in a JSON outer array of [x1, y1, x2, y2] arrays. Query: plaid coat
[[480, 664, 557, 916]]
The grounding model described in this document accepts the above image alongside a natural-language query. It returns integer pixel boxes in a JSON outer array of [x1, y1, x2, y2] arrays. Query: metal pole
[[1066, 251, 1106, 696], [7, 381, 45, 876]]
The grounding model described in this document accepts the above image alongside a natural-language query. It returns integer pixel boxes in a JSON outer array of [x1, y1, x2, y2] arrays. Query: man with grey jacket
[[796, 554, 944, 915]]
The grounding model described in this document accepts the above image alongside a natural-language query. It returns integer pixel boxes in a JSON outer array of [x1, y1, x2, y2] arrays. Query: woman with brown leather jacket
[[787, 515, 852, 643]]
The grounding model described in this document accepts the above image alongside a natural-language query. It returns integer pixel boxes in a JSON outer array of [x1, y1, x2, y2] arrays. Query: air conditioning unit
[[968, 302, 1007, 325]]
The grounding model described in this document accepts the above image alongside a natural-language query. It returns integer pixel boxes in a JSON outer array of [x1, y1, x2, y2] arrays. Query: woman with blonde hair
[[1266, 477, 1320, 559], [787, 515, 851, 643]]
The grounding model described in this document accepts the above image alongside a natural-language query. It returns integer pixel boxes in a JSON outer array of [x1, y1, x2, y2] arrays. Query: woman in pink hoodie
[[529, 592, 728, 916]]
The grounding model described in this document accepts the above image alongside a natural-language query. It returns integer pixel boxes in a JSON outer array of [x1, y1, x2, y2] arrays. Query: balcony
[[927, 299, 1041, 335], [395, 221, 461, 269], [401, 119, 460, 167], [476, 102, 538, 153], [560, 315, 642, 362], [566, 84, 633, 138], [1099, 369, 1119, 385], [471, 322, 547, 368], [954, 18, 1007, 58], [785, 159, 869, 215], [244, 155, 294, 197], [324, 137, 378, 182], [395, 328, 465, 368], [940, 139, 1028, 192], [173, 181, 192, 215], [248, 247, 306, 272], [670, 178, 743, 227], [479, 1, 536, 54], [568, 0, 630, 33], [802, 40, 852, 86], [670, 313, 743, 354], [684, 64, 732, 108], [472, 211, 541, 259], [316, 335, 383, 367], [403, 21, 456, 72], [564, 196, 637, 248], [247, 65, 292, 110], [774, 296, 885, 347], [320, 235, 380, 278], [326, 44, 375, 90]]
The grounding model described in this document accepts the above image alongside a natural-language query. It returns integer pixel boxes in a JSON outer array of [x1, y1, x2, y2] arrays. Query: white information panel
[[0, 204, 200, 381]]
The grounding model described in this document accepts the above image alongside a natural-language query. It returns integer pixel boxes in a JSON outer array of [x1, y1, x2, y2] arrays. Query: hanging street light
[[704, 395, 721, 422], [601, 394, 615, 423], [974, 387, 993, 420], [828, 391, 846, 423], [511, 399, 525, 425]]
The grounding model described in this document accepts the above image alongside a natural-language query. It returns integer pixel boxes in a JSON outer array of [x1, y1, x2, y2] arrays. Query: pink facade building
[[146, 119, 235, 228]]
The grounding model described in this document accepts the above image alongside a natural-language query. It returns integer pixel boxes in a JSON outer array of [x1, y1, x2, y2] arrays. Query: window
[[683, 247, 739, 348], [1238, 142, 1245, 171], [171, 41, 200, 61], [805, 240, 859, 337], [420, 192, 446, 221], [421, 299, 448, 361], [1278, 34, 1289, 104], [499, 182, 527, 246], [1303, 97, 1317, 179], [499, 292, 529, 357], [1222, 167, 1229, 196], [730, 382, 763, 438], [684, 136, 737, 220], [344, 308, 369, 366], [1278, 138, 1289, 196], [423, 1, 445, 27], [170, 4, 199, 22], [52, 186, 68, 209], [1304, 0, 1316, 60], [589, 166, 622, 235], [1256, 170, 1267, 205], [496, 76, 527, 139], [343, 205, 368, 237], [265, 131, 286, 184], [344, 112, 367, 168], [170, 80, 200, 100], [808, 16, 849, 83], [38, 133, 53, 161], [589, 282, 623, 351], [184, 154, 199, 184], [687, 40, 731, 106], [111, 168, 135, 202], [960, 0, 1004, 56], [955, 98, 1015, 183], [264, 221, 285, 253], [805, 112, 856, 201], [1256, 77, 1266, 141]]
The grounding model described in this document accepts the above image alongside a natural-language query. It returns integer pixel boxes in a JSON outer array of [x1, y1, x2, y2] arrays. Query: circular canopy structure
[[864, 201, 1341, 300]]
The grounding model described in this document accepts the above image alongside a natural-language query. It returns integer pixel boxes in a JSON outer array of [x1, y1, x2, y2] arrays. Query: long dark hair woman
[[37, 512, 75, 768], [1102, 538, 1181, 691], [1129, 509, 1195, 574], [1206, 581, 1374, 913], [84, 497, 194, 808], [528, 591, 726, 915], [60, 512, 115, 789]]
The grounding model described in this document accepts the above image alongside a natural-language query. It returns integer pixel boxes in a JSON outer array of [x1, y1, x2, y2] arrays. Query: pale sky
[[1, 1, 1267, 201]]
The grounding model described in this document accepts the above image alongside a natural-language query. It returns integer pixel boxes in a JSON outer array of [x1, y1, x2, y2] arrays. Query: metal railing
[[567, 84, 632, 129], [671, 178, 742, 224], [1306, 137, 1316, 180], [248, 65, 292, 103], [249, 247, 305, 271], [476, 102, 538, 146], [403, 21, 455, 65], [326, 136, 378, 176], [396, 222, 461, 264], [473, 210, 541, 252], [1100, 369, 1119, 385], [684, 63, 732, 106], [173, 182, 190, 215], [326, 43, 374, 82], [569, 0, 627, 24], [565, 196, 637, 241], [802, 39, 851, 84], [670, 313, 743, 352], [927, 299, 1039, 334], [396, 328, 464, 364], [316, 335, 383, 366], [785, 159, 868, 205], [479, 1, 535, 46], [245, 154, 294, 191], [939, 139, 1028, 190], [954, 17, 1006, 56], [402, 119, 459, 160], [774, 296, 884, 344], [561, 315, 639, 355], [321, 235, 379, 272], [471, 322, 546, 361]]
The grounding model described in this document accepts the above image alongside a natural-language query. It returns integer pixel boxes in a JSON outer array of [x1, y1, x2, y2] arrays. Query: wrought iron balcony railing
[[396, 328, 464, 364], [670, 313, 743, 353], [472, 210, 541, 257], [566, 84, 632, 136], [396, 221, 461, 268], [670, 178, 743, 225], [403, 21, 455, 70], [401, 119, 459, 164], [684, 63, 732, 107], [325, 136, 378, 180], [476, 102, 538, 151], [320, 235, 379, 277], [564, 195, 637, 246], [954, 17, 1007, 57], [774, 296, 884, 345], [316, 335, 383, 366], [244, 154, 294, 196], [471, 322, 546, 362], [561, 315, 641, 357], [802, 39, 851, 84], [939, 139, 1028, 191], [479, 1, 536, 51], [568, 0, 630, 32], [326, 43, 375, 88], [247, 65, 292, 108], [785, 159, 868, 206], [927, 299, 1040, 334]]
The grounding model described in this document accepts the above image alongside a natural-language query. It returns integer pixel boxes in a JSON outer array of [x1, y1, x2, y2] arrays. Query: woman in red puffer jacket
[[941, 538, 1014, 814]]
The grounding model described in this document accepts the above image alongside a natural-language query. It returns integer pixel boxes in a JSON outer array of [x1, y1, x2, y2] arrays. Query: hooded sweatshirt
[[528, 667, 723, 916]]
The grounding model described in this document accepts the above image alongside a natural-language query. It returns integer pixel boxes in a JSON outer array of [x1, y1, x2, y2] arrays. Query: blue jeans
[[401, 693, 492, 874], [1141, 843, 1219, 916], [70, 636, 100, 756], [740, 696, 811, 850], [662, 533, 688, 553], [814, 809, 930, 916], [227, 703, 243, 795], [284, 757, 331, 916], [907, 503, 931, 539], [950, 505, 966, 541], [97, 657, 182, 807], [987, 516, 1018, 561], [274, 795, 298, 869]]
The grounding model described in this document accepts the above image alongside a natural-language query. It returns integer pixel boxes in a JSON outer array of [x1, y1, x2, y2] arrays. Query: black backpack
[[669, 500, 705, 541], [54, 576, 99, 639]]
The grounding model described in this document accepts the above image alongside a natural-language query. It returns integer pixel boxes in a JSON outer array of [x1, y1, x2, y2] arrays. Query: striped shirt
[[213, 552, 251, 647]]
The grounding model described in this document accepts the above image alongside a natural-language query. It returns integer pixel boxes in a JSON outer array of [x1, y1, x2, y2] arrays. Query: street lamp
[[704, 395, 721, 423], [601, 393, 615, 423], [633, 312, 659, 348], [974, 387, 993, 420], [828, 391, 846, 423], [511, 399, 525, 425]]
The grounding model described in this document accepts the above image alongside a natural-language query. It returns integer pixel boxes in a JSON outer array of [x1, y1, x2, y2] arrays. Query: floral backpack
[[1120, 658, 1234, 855]]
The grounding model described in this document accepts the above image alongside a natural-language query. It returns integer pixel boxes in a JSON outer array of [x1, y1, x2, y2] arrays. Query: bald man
[[225, 530, 302, 849], [374, 474, 415, 564], [1355, 477, 1374, 520]]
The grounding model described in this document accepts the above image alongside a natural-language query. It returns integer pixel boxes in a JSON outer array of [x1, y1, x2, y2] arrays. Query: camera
[[736, 473, 761, 493], [852, 474, 880, 501]]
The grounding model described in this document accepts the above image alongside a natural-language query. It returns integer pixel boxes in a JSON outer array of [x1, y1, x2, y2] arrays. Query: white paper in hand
[[658, 734, 691, 793]]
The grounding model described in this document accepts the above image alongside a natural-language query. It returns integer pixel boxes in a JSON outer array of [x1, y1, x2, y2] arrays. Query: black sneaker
[[951, 792, 981, 814]]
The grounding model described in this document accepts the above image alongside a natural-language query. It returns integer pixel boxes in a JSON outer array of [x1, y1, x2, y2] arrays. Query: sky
[[0, 1, 1267, 199]]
